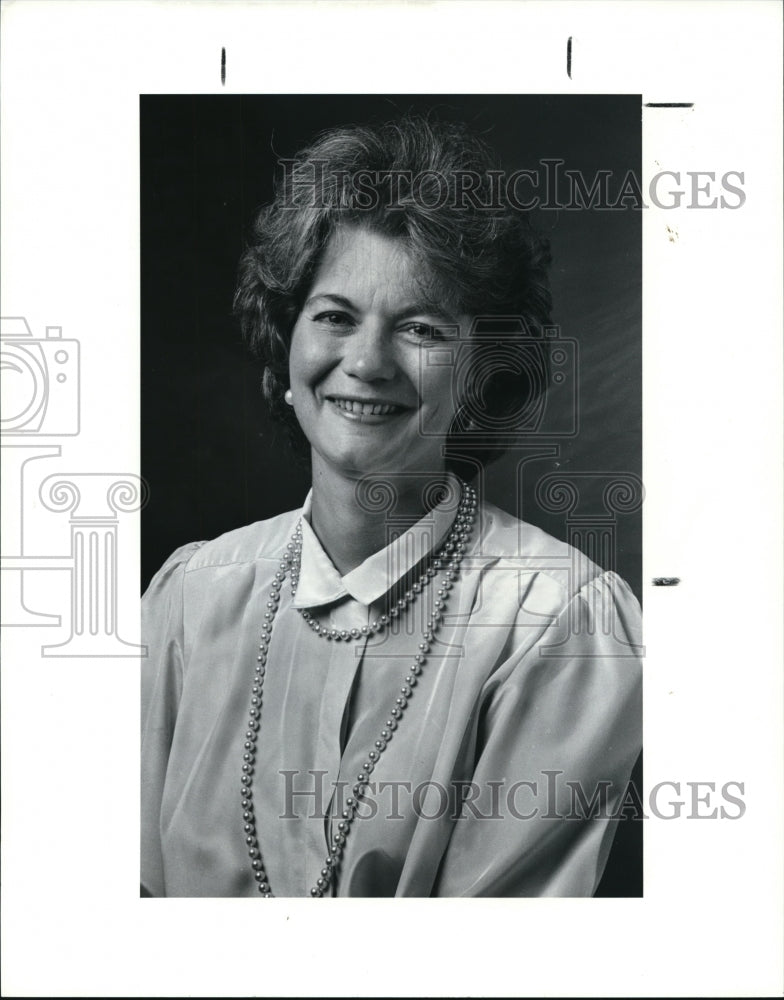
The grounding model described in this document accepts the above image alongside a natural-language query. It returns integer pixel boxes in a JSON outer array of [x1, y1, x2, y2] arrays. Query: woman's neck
[[308, 457, 450, 576]]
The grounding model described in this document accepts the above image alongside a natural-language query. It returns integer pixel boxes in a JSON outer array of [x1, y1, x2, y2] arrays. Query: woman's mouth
[[326, 396, 407, 421]]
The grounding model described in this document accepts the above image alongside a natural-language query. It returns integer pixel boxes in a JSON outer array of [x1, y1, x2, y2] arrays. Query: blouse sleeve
[[140, 542, 205, 897], [433, 570, 643, 897]]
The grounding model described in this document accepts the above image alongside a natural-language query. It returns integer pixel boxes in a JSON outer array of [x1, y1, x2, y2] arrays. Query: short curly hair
[[234, 115, 553, 476]]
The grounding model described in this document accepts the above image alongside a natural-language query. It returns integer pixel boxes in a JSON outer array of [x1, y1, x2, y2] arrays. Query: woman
[[141, 116, 642, 897]]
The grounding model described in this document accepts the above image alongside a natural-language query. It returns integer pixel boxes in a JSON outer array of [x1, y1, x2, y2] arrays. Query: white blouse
[[141, 485, 642, 897]]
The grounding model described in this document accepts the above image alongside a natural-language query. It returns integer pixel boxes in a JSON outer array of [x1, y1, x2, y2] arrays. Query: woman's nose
[[341, 323, 397, 381]]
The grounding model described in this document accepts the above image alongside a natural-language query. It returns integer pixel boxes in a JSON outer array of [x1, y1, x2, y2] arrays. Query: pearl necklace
[[240, 481, 477, 897]]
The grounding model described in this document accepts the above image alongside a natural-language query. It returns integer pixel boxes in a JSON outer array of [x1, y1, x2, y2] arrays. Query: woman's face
[[289, 226, 467, 480]]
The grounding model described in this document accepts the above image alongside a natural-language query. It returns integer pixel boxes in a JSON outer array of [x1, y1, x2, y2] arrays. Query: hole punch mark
[[644, 103, 693, 108], [653, 577, 681, 586], [221, 47, 226, 86], [567, 37, 572, 79]]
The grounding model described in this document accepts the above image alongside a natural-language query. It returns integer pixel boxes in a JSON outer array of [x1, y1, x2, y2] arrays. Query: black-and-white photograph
[[3, 1, 782, 995], [141, 95, 643, 898]]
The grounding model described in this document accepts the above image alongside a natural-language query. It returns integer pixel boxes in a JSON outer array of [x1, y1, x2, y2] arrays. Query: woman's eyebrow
[[303, 293, 356, 311], [391, 303, 459, 325]]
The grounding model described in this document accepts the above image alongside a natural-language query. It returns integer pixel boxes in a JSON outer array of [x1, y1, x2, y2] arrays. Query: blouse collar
[[291, 475, 461, 610]]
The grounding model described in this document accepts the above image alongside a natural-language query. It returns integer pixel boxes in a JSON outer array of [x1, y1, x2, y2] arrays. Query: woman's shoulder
[[477, 499, 635, 605], [476, 500, 642, 660], [154, 508, 302, 579], [478, 498, 587, 566]]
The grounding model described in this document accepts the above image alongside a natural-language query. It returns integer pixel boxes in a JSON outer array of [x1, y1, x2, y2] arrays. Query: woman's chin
[[314, 443, 443, 481]]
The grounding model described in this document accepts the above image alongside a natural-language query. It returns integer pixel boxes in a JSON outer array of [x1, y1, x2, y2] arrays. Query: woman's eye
[[314, 311, 354, 328], [401, 322, 450, 341]]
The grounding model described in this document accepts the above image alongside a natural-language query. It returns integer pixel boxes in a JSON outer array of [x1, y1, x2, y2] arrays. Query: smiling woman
[[141, 113, 642, 898], [290, 229, 461, 474]]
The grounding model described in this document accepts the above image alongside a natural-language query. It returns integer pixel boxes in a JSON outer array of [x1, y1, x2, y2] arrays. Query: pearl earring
[[284, 389, 293, 405]]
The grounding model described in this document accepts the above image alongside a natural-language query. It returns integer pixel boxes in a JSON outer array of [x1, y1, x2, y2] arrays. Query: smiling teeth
[[332, 399, 399, 415]]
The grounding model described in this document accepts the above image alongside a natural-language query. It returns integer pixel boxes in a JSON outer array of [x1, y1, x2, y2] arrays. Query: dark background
[[140, 94, 642, 896]]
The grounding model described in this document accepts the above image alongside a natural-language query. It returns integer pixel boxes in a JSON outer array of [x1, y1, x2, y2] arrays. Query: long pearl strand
[[240, 481, 477, 897]]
